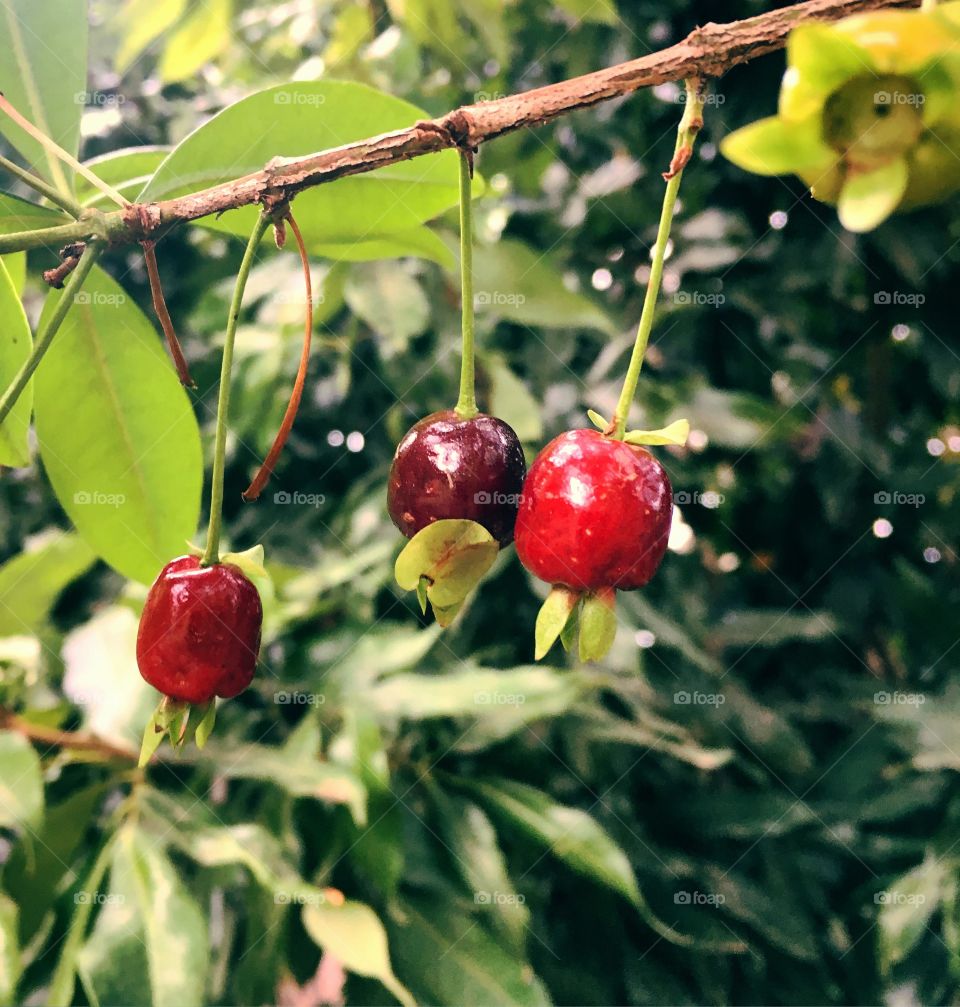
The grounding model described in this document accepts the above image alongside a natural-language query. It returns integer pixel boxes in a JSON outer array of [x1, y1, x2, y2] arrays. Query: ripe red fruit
[[387, 409, 526, 546], [136, 556, 262, 705], [515, 429, 672, 591]]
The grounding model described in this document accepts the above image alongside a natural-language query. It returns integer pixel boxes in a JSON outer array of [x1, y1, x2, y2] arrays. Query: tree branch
[[0, 709, 137, 761], [0, 0, 919, 254]]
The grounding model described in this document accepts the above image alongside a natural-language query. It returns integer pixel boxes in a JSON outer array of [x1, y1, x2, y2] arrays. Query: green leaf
[[77, 827, 208, 1007], [193, 700, 216, 749], [720, 115, 835, 176], [706, 608, 839, 649], [535, 586, 579, 660], [394, 519, 499, 609], [366, 665, 581, 731], [203, 743, 366, 825], [878, 856, 949, 972], [140, 82, 462, 250], [0, 258, 32, 466], [0, 894, 19, 1006], [3, 783, 108, 942], [431, 792, 530, 951], [587, 409, 608, 430], [0, 192, 70, 237], [780, 24, 873, 121], [579, 591, 617, 662], [302, 900, 414, 1007], [76, 146, 171, 208], [623, 418, 690, 447], [0, 0, 87, 194], [482, 352, 543, 442], [175, 821, 304, 893], [313, 225, 455, 267], [0, 731, 43, 830], [470, 237, 614, 333], [391, 893, 549, 1006], [33, 265, 203, 585], [0, 531, 94, 638], [555, 0, 618, 25], [114, 0, 188, 73], [344, 261, 430, 355], [838, 158, 909, 233], [158, 0, 232, 83], [2, 252, 25, 295], [467, 778, 640, 905]]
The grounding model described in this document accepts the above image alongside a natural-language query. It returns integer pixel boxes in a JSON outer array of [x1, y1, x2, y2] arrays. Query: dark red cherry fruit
[[387, 410, 526, 546], [136, 556, 263, 705], [515, 428, 672, 592]]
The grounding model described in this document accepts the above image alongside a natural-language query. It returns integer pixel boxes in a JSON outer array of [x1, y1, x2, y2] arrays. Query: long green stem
[[454, 151, 478, 420], [0, 218, 95, 255], [611, 81, 704, 440], [0, 241, 102, 426], [201, 211, 271, 566], [0, 154, 83, 217]]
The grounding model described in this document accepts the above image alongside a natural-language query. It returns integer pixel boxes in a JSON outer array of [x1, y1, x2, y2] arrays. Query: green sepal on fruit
[[534, 585, 618, 662], [395, 519, 499, 625], [587, 410, 690, 447], [138, 696, 217, 767], [721, 3, 960, 230]]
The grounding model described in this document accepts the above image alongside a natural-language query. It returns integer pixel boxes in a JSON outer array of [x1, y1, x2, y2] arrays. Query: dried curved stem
[[242, 211, 313, 501], [142, 241, 196, 387]]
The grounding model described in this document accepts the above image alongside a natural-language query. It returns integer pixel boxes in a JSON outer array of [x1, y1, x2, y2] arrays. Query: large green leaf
[[302, 899, 414, 1007], [431, 791, 529, 951], [0, 258, 32, 466], [469, 237, 614, 333], [0, 192, 70, 237], [878, 856, 949, 973], [390, 894, 549, 1006], [77, 827, 207, 1007], [0, 531, 95, 638], [139, 82, 462, 251], [0, 0, 87, 195], [467, 777, 640, 905], [0, 731, 43, 830], [114, 0, 187, 72], [158, 0, 232, 83], [33, 265, 202, 585], [76, 146, 171, 208], [0, 894, 19, 1006]]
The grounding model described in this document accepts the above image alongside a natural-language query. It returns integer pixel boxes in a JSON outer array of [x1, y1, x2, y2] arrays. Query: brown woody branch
[[0, 0, 920, 254], [0, 709, 137, 761]]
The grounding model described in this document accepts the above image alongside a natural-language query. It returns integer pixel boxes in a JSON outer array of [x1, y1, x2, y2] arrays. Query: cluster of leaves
[[1, 0, 959, 1005]]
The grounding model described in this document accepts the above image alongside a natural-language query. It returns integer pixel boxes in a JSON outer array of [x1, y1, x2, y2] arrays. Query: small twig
[[41, 242, 86, 288], [242, 209, 313, 501], [142, 241, 196, 387], [0, 709, 137, 761]]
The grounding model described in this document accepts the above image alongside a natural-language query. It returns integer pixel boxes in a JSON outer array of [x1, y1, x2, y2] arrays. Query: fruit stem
[[611, 79, 704, 440], [454, 150, 479, 420], [242, 210, 313, 501], [0, 153, 84, 217], [201, 210, 271, 566], [0, 241, 103, 427], [142, 241, 196, 388]]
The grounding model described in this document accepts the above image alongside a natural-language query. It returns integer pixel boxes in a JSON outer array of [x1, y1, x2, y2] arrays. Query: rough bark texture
[[17, 0, 922, 246]]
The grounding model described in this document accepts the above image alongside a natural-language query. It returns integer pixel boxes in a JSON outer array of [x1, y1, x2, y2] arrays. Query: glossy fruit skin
[[515, 429, 672, 592], [387, 410, 526, 546], [136, 556, 262, 705]]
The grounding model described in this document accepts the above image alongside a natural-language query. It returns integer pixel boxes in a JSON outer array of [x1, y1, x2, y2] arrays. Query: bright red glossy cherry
[[136, 556, 262, 705], [387, 410, 526, 546], [514, 429, 672, 592]]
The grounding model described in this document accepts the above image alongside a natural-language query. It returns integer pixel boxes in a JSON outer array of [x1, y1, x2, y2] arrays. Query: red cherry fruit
[[515, 428, 672, 592], [387, 409, 526, 546], [136, 556, 262, 705]]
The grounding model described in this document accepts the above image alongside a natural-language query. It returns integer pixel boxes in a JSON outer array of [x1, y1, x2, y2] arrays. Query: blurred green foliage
[[1, 0, 959, 1004]]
